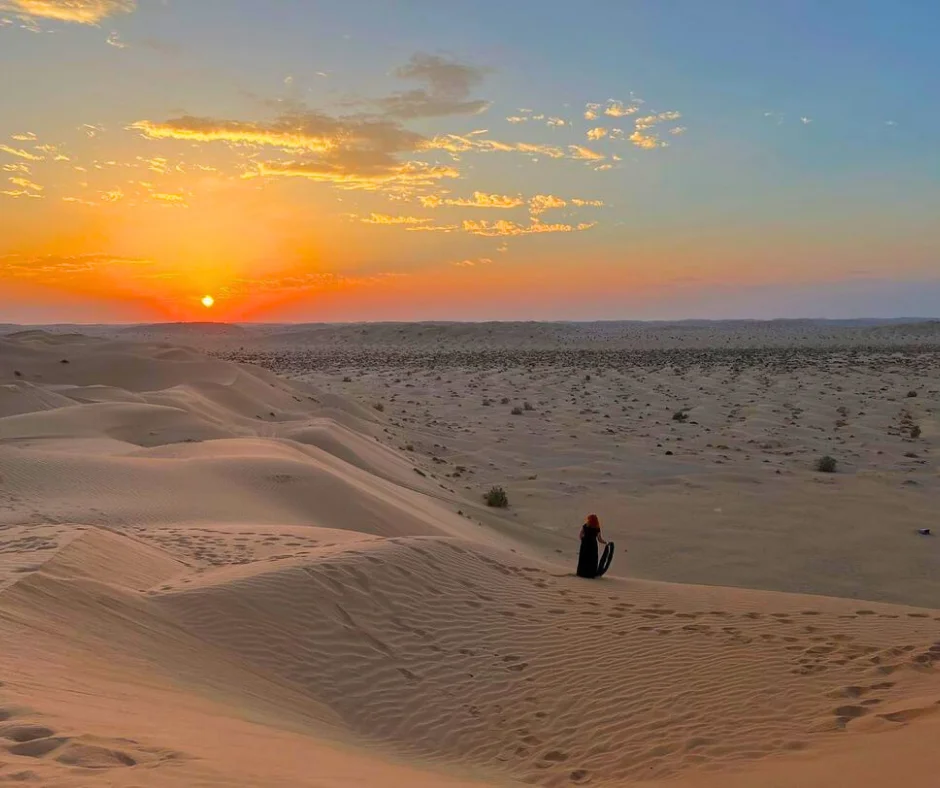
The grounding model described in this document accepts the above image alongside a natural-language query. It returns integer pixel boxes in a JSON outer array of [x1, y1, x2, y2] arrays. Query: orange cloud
[[130, 116, 341, 153], [151, 192, 187, 205], [419, 191, 524, 209], [358, 213, 431, 225], [586, 127, 608, 141], [604, 99, 642, 118], [406, 224, 459, 232], [132, 106, 455, 193], [461, 219, 595, 237], [0, 143, 43, 161], [423, 134, 566, 159], [629, 111, 683, 149], [528, 194, 566, 215], [0, 252, 152, 281], [8, 176, 42, 191], [251, 159, 459, 191], [568, 145, 605, 161], [1, 189, 41, 198], [0, 0, 135, 24]]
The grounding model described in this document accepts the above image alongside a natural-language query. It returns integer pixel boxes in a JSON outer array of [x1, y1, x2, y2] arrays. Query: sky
[[1, 0, 938, 323]]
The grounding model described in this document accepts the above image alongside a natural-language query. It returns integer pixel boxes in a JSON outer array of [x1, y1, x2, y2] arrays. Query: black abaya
[[576, 524, 600, 578]]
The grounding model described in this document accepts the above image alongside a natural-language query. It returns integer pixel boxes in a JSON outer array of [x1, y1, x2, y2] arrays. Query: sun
[[201, 294, 215, 308]]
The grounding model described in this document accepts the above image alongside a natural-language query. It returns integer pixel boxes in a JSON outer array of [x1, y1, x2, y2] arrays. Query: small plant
[[511, 406, 523, 415], [373, 402, 385, 412], [523, 401, 534, 411], [816, 455, 837, 473], [500, 396, 510, 404], [907, 390, 918, 398], [911, 425, 922, 439], [672, 410, 689, 423], [342, 376, 352, 382], [484, 485, 509, 508]]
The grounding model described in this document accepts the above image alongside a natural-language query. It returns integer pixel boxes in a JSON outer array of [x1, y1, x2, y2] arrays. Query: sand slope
[[1, 331, 938, 787]]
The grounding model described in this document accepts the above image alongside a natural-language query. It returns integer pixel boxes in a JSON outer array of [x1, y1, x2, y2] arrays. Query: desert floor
[[1, 321, 938, 787]]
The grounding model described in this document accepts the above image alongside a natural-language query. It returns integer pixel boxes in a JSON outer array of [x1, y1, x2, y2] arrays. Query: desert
[[1, 320, 938, 787]]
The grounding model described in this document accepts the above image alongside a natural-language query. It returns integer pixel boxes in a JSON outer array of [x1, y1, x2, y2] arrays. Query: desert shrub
[[906, 390, 918, 398], [523, 401, 534, 411], [484, 486, 509, 507], [342, 376, 352, 382], [511, 406, 523, 415], [501, 396, 511, 404], [815, 455, 837, 473], [672, 410, 689, 423], [911, 425, 922, 439], [373, 402, 385, 412]]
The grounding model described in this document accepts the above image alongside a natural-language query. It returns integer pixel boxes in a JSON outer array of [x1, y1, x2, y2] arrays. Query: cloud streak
[[461, 219, 596, 237], [358, 213, 432, 225], [250, 159, 459, 191], [0, 252, 151, 280], [0, 143, 43, 161], [0, 0, 135, 24], [419, 191, 524, 209], [132, 110, 449, 191], [424, 133, 567, 159]]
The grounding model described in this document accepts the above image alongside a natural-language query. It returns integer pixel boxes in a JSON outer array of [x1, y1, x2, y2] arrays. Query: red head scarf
[[586, 514, 600, 528]]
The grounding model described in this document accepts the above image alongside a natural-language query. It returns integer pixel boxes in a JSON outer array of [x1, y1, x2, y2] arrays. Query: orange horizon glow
[[2, 3, 938, 322]]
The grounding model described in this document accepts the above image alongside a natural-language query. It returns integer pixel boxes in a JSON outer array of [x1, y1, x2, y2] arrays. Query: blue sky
[[0, 0, 937, 321]]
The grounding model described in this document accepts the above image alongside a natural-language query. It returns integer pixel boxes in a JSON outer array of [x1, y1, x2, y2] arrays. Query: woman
[[576, 513, 607, 578]]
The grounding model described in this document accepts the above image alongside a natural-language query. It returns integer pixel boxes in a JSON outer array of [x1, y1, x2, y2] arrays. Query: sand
[[1, 323, 938, 787]]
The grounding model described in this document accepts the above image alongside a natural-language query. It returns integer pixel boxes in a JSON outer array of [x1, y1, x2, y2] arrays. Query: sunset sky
[[1, 0, 938, 323]]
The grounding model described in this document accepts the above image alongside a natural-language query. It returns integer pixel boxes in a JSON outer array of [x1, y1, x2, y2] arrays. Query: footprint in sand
[[834, 704, 869, 725], [538, 749, 568, 766]]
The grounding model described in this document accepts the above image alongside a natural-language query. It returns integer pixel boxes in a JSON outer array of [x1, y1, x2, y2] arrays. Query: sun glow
[[201, 294, 215, 308]]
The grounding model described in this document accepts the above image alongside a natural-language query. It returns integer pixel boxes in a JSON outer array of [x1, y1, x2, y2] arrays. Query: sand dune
[[1, 329, 938, 787]]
